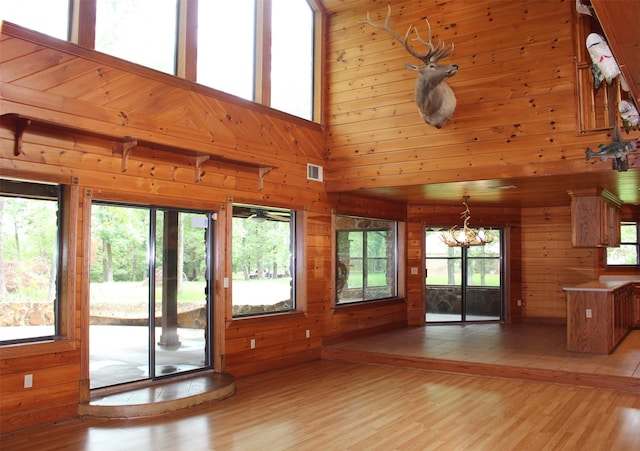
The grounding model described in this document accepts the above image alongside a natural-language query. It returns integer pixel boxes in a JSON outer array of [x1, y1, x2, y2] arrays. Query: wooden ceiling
[[319, 0, 640, 208]]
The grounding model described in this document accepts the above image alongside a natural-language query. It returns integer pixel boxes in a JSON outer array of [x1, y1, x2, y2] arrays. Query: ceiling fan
[[248, 209, 290, 222]]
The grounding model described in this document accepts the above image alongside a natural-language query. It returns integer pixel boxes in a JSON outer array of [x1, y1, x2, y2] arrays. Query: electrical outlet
[[24, 374, 33, 388], [586, 309, 592, 318], [305, 329, 310, 338], [516, 299, 522, 307], [250, 338, 256, 349]]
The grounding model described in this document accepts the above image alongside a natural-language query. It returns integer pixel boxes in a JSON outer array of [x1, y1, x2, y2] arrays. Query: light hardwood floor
[[3, 323, 640, 450]]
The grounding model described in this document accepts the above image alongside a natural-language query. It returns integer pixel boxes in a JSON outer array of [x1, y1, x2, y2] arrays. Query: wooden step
[[78, 372, 235, 418]]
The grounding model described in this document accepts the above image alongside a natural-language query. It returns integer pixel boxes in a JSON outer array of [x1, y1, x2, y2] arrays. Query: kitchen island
[[563, 280, 635, 353]]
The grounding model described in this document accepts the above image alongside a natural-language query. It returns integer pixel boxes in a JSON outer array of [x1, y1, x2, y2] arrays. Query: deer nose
[[452, 64, 459, 70]]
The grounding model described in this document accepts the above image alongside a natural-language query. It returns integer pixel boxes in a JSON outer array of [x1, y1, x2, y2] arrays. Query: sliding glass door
[[425, 229, 503, 322], [89, 203, 214, 389]]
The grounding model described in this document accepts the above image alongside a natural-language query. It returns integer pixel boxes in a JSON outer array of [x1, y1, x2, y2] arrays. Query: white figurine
[[619, 100, 639, 132], [586, 33, 620, 85]]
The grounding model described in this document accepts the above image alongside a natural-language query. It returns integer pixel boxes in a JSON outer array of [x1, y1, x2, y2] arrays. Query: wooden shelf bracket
[[195, 155, 210, 182], [258, 166, 273, 191], [12, 117, 31, 156], [119, 138, 138, 172]]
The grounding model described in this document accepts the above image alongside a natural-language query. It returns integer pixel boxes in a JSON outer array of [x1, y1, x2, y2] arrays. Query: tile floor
[[329, 322, 640, 378]]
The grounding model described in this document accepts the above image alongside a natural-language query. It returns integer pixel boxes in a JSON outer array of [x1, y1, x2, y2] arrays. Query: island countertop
[[563, 280, 633, 292]]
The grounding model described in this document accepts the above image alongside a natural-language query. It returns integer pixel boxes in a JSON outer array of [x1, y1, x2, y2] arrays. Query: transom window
[[2, 0, 318, 121], [335, 215, 398, 305], [607, 221, 640, 266], [0, 0, 70, 40], [95, 0, 178, 74]]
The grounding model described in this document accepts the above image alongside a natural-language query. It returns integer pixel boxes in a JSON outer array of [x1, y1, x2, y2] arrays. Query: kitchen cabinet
[[568, 188, 622, 247], [564, 281, 634, 353]]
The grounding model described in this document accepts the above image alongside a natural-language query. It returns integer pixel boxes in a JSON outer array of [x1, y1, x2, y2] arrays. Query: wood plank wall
[[0, 24, 406, 433], [323, 0, 611, 192], [521, 206, 598, 321], [322, 0, 623, 322], [0, 0, 635, 434]]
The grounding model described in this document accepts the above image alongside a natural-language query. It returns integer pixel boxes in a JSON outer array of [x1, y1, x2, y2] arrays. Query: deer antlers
[[359, 5, 454, 64]]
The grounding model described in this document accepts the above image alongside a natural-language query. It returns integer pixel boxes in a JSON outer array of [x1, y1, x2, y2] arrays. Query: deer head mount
[[360, 5, 458, 128]]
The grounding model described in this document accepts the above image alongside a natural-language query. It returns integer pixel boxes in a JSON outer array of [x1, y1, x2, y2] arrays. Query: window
[[607, 221, 639, 265], [95, 0, 178, 74], [196, 1, 256, 100], [197, 0, 316, 120], [232, 205, 295, 317], [336, 215, 398, 304], [270, 0, 314, 119], [3, 0, 318, 121], [0, 180, 61, 344], [0, 0, 70, 40]]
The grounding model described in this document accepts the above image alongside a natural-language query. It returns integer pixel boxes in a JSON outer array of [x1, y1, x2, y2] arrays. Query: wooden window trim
[[0, 175, 78, 359]]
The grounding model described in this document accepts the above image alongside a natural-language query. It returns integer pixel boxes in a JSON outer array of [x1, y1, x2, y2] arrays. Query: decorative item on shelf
[[585, 123, 638, 172], [586, 33, 620, 88], [441, 196, 494, 247], [619, 100, 639, 132]]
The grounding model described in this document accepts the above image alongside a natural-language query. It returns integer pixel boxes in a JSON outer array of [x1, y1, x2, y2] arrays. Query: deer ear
[[405, 63, 420, 71]]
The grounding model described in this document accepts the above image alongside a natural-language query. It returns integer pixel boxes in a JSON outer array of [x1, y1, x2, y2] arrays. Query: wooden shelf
[[1, 113, 276, 188]]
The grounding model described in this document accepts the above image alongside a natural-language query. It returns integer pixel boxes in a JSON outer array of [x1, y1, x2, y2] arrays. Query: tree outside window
[[232, 205, 295, 317], [607, 221, 640, 265]]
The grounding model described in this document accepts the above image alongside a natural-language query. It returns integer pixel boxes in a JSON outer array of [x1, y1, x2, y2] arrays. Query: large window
[[607, 221, 640, 266], [197, 0, 315, 120], [2, 0, 318, 121], [0, 180, 61, 344], [196, 1, 256, 100], [0, 0, 70, 40], [270, 0, 315, 119], [232, 205, 295, 317], [95, 0, 178, 74], [336, 216, 398, 304]]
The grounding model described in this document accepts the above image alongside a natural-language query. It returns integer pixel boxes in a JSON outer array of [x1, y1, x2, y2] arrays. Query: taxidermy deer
[[360, 5, 458, 128]]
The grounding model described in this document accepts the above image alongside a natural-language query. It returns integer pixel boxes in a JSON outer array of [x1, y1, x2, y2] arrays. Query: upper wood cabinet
[[568, 188, 622, 248]]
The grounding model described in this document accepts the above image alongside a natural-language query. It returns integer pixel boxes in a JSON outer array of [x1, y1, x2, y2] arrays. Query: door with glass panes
[[89, 203, 214, 389], [425, 228, 503, 322]]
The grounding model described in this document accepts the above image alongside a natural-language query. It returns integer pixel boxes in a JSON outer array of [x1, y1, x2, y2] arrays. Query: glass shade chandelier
[[441, 196, 494, 247]]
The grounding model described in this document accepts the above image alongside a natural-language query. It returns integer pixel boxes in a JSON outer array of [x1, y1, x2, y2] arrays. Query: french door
[[89, 203, 214, 389], [425, 228, 503, 322]]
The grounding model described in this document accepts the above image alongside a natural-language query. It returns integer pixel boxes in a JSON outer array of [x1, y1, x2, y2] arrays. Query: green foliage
[[91, 206, 210, 284], [606, 222, 639, 265], [1, 196, 58, 301], [232, 217, 291, 279]]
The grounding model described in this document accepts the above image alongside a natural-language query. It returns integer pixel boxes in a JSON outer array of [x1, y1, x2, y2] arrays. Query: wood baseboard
[[321, 321, 407, 346]]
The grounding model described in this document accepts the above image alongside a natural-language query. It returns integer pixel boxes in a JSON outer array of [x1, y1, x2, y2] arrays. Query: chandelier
[[440, 196, 494, 247]]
